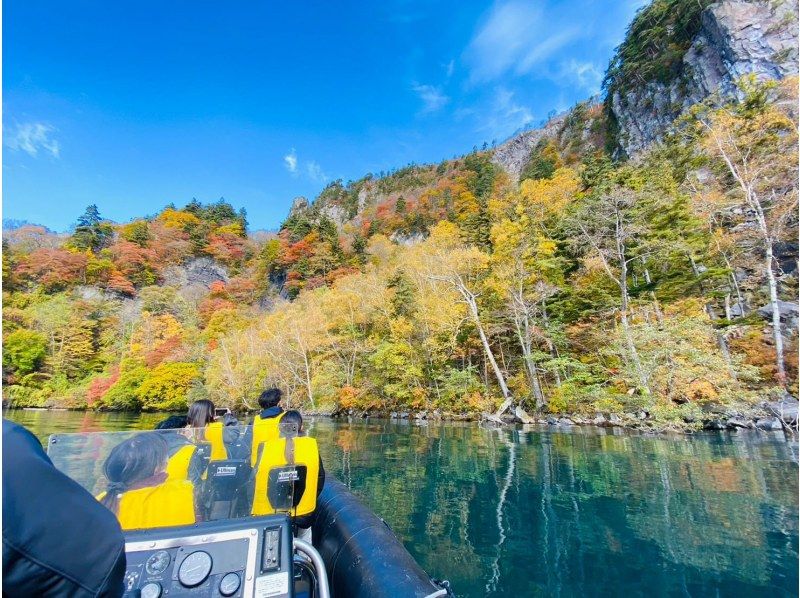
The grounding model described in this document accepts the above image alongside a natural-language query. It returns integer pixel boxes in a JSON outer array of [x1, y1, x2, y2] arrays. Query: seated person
[[3, 419, 127, 597], [153, 415, 207, 483], [185, 400, 246, 461], [98, 432, 196, 530], [250, 411, 325, 537], [247, 388, 285, 466], [154, 414, 188, 429]]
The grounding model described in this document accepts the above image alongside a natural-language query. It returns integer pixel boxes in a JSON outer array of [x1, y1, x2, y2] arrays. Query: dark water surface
[[5, 409, 798, 597]]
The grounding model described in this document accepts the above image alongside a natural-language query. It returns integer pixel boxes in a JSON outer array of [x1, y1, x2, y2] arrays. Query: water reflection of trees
[[310, 419, 798, 597]]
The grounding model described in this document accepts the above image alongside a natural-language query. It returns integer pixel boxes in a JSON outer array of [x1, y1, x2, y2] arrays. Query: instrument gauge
[[178, 550, 213, 587], [145, 550, 171, 576], [140, 582, 162, 598], [219, 572, 241, 596]]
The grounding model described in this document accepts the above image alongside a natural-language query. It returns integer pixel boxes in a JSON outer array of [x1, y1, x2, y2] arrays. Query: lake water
[[5, 409, 798, 597]]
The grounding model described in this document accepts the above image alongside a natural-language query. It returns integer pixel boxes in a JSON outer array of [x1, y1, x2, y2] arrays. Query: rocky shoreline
[[321, 395, 799, 436]]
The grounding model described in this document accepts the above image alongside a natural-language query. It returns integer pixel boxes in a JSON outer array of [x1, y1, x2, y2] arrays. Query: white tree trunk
[[456, 282, 513, 415], [765, 240, 787, 381]]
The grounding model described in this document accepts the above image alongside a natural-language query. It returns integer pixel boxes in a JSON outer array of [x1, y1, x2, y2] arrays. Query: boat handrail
[[294, 537, 331, 598]]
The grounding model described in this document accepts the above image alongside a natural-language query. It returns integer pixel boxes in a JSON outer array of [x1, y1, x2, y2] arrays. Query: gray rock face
[[318, 202, 348, 228], [182, 257, 229, 288], [288, 196, 309, 218], [389, 231, 427, 246], [491, 114, 566, 181], [162, 257, 229, 303], [514, 406, 535, 424], [611, 0, 798, 155]]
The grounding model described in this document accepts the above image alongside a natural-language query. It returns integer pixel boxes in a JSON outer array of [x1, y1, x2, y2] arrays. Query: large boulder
[[757, 301, 799, 322], [755, 417, 784, 431]]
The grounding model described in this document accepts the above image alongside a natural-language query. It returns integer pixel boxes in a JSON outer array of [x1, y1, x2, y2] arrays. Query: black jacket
[[2, 420, 126, 597]]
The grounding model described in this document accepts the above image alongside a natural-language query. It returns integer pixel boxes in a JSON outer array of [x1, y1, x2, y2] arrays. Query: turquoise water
[[5, 410, 798, 597]]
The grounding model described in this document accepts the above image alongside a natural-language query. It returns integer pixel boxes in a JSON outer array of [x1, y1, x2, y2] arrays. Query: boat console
[[122, 515, 295, 598], [45, 426, 448, 598]]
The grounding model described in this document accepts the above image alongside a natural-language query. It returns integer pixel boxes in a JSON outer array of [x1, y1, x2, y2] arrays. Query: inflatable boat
[[47, 427, 451, 598]]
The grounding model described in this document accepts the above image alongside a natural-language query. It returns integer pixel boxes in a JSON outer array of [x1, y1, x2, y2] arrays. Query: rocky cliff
[[609, 0, 798, 156], [491, 114, 568, 181]]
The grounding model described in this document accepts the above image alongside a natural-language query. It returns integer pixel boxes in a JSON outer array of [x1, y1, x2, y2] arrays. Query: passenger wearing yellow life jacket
[[251, 410, 325, 537], [154, 415, 206, 483], [246, 388, 287, 467], [98, 432, 196, 531], [185, 400, 230, 461]]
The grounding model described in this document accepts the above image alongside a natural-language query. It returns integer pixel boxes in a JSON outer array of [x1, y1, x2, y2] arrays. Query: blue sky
[[3, 0, 645, 232]]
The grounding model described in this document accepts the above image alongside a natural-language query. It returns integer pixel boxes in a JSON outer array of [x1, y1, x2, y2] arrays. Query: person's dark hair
[[279, 410, 303, 462], [187, 399, 216, 429], [258, 388, 282, 409], [101, 433, 168, 514], [154, 415, 188, 430], [280, 410, 303, 434]]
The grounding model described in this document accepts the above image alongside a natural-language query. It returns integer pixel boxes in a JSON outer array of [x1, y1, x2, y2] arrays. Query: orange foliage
[[86, 366, 120, 406], [107, 272, 136, 296], [209, 280, 227, 296], [278, 234, 316, 267], [325, 266, 360, 284], [227, 277, 257, 303], [110, 240, 159, 284], [144, 335, 184, 368], [15, 248, 88, 291], [205, 233, 249, 265], [198, 296, 236, 325], [149, 221, 192, 264]]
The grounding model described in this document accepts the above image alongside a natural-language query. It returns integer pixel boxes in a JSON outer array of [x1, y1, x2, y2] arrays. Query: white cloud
[[306, 161, 329, 183], [284, 148, 298, 175], [284, 148, 328, 183], [5, 122, 60, 158], [464, 1, 591, 83], [444, 60, 455, 79], [476, 88, 534, 139], [559, 60, 604, 94], [412, 84, 450, 115], [516, 28, 581, 74]]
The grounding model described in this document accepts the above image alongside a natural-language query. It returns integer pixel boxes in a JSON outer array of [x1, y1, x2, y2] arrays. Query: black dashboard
[[122, 515, 294, 598]]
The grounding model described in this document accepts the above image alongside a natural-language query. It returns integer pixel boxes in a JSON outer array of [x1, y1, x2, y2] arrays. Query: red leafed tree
[[106, 271, 136, 296], [198, 296, 236, 325], [144, 335, 184, 368], [110, 240, 159, 286], [86, 366, 120, 406], [209, 280, 228, 296], [15, 248, 88, 291], [149, 221, 192, 265], [325, 266, 360, 284], [205, 233, 249, 266], [227, 277, 257, 303], [277, 234, 315, 268]]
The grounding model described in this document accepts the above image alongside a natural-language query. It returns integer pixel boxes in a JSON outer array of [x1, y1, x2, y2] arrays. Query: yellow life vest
[[206, 421, 228, 461], [165, 444, 196, 481], [249, 413, 285, 466], [251, 436, 319, 518], [97, 480, 196, 530]]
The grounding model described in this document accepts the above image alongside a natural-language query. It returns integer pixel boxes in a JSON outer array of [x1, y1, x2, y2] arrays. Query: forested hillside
[[3, 1, 798, 429]]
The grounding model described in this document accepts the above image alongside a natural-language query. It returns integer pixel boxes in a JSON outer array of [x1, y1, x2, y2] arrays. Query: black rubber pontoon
[[312, 478, 448, 598]]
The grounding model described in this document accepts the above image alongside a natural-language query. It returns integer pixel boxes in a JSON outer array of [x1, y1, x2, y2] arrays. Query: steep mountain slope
[[3, 0, 797, 427], [605, 0, 798, 155]]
